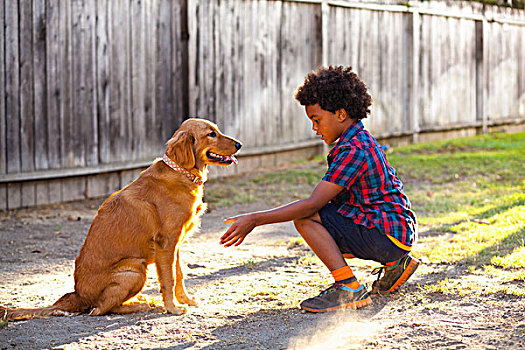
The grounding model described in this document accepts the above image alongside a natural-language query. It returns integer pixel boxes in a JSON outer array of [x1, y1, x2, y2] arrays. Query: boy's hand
[[220, 214, 257, 247]]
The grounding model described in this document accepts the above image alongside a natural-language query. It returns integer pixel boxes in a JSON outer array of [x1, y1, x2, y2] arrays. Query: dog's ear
[[166, 130, 196, 169]]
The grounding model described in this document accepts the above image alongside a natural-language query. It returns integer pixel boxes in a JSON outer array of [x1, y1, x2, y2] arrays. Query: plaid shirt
[[323, 121, 417, 249]]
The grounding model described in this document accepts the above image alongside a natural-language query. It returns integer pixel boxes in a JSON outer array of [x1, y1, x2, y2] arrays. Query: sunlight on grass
[[491, 246, 525, 268], [413, 197, 525, 266], [419, 276, 525, 297], [388, 132, 525, 274], [297, 254, 323, 267], [287, 237, 306, 248]]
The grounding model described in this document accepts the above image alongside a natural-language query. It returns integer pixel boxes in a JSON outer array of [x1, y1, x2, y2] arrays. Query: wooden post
[[475, 18, 486, 134], [5, 0, 22, 209], [0, 0, 6, 209], [321, 0, 330, 155], [411, 8, 420, 144], [180, 0, 190, 119]]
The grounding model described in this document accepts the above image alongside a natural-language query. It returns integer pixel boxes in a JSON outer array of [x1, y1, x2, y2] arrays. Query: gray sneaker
[[371, 255, 420, 294], [300, 283, 372, 313]]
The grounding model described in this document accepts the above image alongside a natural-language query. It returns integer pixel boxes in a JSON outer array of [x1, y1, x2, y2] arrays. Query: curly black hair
[[294, 66, 371, 121]]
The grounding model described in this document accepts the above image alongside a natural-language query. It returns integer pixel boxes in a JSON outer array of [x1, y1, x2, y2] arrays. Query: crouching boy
[[220, 65, 419, 313]]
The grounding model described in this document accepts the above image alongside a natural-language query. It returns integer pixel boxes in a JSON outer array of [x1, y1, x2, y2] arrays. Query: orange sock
[[331, 265, 360, 289]]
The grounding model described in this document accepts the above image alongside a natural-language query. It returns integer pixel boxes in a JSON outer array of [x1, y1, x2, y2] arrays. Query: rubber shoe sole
[[376, 258, 420, 294], [301, 294, 372, 313]]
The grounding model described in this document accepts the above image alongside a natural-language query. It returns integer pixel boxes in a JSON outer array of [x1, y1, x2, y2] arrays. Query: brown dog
[[1, 118, 241, 320]]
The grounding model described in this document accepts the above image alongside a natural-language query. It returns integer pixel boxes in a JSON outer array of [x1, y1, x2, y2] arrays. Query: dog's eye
[[208, 131, 217, 138]]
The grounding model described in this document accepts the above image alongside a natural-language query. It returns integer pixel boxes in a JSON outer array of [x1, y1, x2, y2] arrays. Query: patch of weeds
[[488, 286, 525, 297], [516, 324, 525, 336], [469, 265, 525, 290], [491, 246, 525, 269], [287, 237, 306, 248], [0, 309, 7, 329], [297, 276, 331, 287], [296, 254, 322, 267], [423, 303, 454, 314], [242, 260, 259, 270], [421, 279, 470, 296], [252, 288, 278, 301]]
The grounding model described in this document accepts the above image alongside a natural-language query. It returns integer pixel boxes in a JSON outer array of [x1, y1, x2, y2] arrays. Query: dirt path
[[1, 199, 524, 349]]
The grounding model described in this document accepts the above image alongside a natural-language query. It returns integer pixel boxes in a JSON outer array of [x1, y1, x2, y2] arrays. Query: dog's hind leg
[[109, 301, 153, 314], [109, 294, 161, 314], [175, 248, 197, 306], [89, 259, 147, 316]]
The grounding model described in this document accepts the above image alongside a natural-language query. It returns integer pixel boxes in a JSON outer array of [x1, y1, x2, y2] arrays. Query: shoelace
[[371, 258, 406, 282], [371, 266, 386, 283]]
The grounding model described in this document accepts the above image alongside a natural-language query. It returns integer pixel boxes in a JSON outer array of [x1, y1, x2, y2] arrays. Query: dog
[[1, 118, 241, 320]]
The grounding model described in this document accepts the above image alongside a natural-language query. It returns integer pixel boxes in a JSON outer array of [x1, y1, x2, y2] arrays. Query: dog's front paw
[[176, 294, 198, 306], [164, 304, 187, 315], [185, 297, 198, 307]]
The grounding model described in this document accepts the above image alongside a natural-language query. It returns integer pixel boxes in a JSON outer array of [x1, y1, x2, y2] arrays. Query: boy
[[220, 66, 419, 313]]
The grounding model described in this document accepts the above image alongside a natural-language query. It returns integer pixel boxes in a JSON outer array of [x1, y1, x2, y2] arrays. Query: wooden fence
[[1, 0, 524, 209]]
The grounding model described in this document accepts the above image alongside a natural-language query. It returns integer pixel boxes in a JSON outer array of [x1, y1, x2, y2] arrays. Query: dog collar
[[162, 154, 203, 186]]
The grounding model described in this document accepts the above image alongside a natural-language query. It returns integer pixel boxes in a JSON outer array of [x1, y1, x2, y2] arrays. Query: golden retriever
[[1, 118, 241, 320]]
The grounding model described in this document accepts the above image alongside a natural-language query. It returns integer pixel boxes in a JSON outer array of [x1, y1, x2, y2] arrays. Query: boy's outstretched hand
[[220, 214, 257, 247]]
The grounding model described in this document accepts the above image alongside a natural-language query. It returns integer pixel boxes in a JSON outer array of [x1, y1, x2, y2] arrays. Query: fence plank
[[5, 1, 22, 209], [82, 0, 98, 166], [5, 0, 21, 175], [96, 0, 110, 164], [520, 23, 525, 111], [60, 0, 75, 168], [31, 0, 49, 206], [144, 0, 158, 154], [0, 1, 7, 210], [110, 0, 132, 162], [171, 1, 185, 138], [33, 0, 48, 171], [0, 0, 5, 176], [485, 20, 522, 120], [45, 0, 61, 170], [156, 0, 174, 141], [67, 1, 82, 167], [131, 0, 147, 159], [20, 0, 35, 174], [71, 0, 95, 167]]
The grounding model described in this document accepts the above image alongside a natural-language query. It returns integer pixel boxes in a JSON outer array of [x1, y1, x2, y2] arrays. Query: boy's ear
[[336, 108, 348, 121]]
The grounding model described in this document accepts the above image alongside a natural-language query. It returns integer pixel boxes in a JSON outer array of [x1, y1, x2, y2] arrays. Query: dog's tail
[[1, 292, 89, 321]]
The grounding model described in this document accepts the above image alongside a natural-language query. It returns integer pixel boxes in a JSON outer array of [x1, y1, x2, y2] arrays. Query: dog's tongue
[[226, 155, 238, 164]]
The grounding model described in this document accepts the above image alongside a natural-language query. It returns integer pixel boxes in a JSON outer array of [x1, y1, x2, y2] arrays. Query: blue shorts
[[319, 203, 408, 265]]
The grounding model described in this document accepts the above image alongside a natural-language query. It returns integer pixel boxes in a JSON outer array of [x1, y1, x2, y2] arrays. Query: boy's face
[[305, 104, 351, 145]]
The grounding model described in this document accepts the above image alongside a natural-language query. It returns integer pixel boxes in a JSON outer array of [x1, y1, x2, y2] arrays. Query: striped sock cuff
[[331, 265, 354, 282]]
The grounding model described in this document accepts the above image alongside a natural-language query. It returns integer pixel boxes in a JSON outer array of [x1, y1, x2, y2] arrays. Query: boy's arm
[[220, 180, 343, 247]]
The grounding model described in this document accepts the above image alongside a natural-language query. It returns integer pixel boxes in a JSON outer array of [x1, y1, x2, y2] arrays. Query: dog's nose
[[235, 142, 242, 150]]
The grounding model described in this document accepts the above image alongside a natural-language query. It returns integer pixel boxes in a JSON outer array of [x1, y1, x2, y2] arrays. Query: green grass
[[206, 131, 525, 284], [0, 309, 7, 329], [205, 160, 326, 208], [387, 132, 525, 270]]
